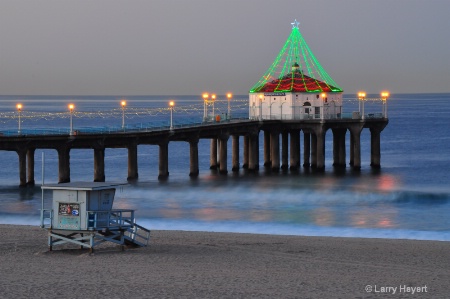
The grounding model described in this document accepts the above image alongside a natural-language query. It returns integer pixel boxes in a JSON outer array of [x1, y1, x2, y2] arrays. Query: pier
[[0, 117, 387, 186]]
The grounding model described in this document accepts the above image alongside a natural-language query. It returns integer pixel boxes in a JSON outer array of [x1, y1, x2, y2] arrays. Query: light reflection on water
[[1, 94, 450, 241]]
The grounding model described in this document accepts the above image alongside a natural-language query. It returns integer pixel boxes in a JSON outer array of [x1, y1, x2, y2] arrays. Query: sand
[[0, 225, 449, 298]]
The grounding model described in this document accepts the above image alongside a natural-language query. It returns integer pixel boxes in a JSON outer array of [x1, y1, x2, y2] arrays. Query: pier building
[[249, 20, 343, 121]]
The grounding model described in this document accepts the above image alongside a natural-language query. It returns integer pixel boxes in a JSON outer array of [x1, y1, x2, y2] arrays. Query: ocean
[[1, 93, 450, 241]]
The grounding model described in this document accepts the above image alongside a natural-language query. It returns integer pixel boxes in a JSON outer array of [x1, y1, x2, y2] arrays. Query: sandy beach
[[0, 225, 449, 298]]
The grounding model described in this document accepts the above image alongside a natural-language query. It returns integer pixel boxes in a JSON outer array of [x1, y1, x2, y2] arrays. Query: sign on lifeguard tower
[[40, 182, 150, 253]]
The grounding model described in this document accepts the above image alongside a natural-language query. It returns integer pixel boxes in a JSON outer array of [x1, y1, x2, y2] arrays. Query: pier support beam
[[303, 132, 311, 168], [311, 133, 317, 168], [289, 130, 300, 170], [349, 124, 364, 170], [270, 130, 280, 171], [210, 138, 218, 170], [281, 131, 289, 170], [57, 146, 71, 183], [370, 127, 382, 168], [243, 136, 249, 169], [232, 135, 240, 172], [263, 130, 271, 167], [349, 133, 355, 166], [189, 137, 199, 177], [127, 144, 138, 180], [314, 127, 326, 170], [17, 149, 27, 187], [332, 128, 347, 167], [26, 148, 35, 186], [93, 147, 105, 182], [158, 141, 169, 179], [219, 135, 229, 174], [248, 132, 259, 171]]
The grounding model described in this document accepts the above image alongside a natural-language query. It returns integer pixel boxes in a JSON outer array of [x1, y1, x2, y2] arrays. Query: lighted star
[[291, 19, 300, 29]]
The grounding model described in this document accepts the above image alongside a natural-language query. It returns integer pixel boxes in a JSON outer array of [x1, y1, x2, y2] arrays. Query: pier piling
[[158, 141, 169, 179], [57, 146, 71, 183], [189, 138, 199, 177], [290, 130, 300, 170], [281, 131, 289, 170], [270, 131, 280, 171], [210, 138, 218, 170], [232, 135, 240, 172], [127, 144, 138, 180], [26, 148, 35, 186], [303, 132, 311, 168]]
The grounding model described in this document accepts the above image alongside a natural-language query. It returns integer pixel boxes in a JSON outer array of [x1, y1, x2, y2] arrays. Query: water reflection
[[1, 169, 449, 240]]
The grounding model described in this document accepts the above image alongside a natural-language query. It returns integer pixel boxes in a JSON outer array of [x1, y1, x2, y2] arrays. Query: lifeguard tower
[[40, 182, 150, 252]]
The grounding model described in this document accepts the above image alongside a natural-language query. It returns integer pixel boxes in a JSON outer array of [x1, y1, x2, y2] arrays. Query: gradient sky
[[1, 0, 449, 96]]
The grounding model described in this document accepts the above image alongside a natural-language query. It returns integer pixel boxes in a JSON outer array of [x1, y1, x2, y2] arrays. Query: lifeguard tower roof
[[42, 182, 127, 191], [250, 19, 343, 94]]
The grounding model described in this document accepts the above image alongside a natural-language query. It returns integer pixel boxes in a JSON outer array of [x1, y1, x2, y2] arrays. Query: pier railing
[[0, 113, 251, 137], [0, 111, 384, 137]]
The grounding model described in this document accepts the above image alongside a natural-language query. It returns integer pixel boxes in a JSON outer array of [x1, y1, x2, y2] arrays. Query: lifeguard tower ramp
[[40, 182, 150, 252]]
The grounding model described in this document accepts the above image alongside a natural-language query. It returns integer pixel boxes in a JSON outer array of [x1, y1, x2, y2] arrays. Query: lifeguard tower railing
[[41, 208, 150, 248]]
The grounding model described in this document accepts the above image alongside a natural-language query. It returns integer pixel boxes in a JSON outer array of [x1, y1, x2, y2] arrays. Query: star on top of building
[[291, 19, 300, 29]]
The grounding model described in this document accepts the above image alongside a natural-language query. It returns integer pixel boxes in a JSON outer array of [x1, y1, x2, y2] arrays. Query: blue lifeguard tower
[[40, 182, 150, 252]]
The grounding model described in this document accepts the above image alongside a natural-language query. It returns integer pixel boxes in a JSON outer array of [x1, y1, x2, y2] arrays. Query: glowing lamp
[[227, 93, 232, 99], [17, 104, 22, 111], [121, 100, 126, 108], [321, 93, 327, 99], [259, 94, 263, 100], [381, 91, 390, 100], [358, 92, 366, 100], [202, 93, 209, 100], [169, 100, 175, 107], [211, 94, 216, 100], [68, 104, 75, 112]]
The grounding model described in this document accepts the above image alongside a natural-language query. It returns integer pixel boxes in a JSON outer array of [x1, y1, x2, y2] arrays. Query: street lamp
[[211, 94, 216, 118], [321, 93, 327, 119], [280, 100, 287, 120], [381, 91, 389, 118], [202, 93, 209, 121], [16, 104, 22, 134], [227, 93, 232, 120], [121, 100, 126, 129], [358, 91, 366, 119], [68, 104, 75, 136], [269, 100, 276, 120], [258, 94, 264, 120], [169, 100, 175, 130]]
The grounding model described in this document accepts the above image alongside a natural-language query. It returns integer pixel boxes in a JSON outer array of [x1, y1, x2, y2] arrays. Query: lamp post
[[259, 94, 264, 120], [227, 93, 232, 120], [280, 100, 287, 120], [321, 93, 327, 119], [269, 100, 276, 120], [68, 104, 75, 136], [16, 104, 22, 134], [121, 100, 126, 129], [169, 100, 175, 130], [381, 91, 389, 118], [358, 91, 366, 119], [202, 93, 209, 121], [211, 94, 216, 119]]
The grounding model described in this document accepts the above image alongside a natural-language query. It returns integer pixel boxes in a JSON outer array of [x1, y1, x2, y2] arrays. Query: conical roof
[[250, 20, 343, 93]]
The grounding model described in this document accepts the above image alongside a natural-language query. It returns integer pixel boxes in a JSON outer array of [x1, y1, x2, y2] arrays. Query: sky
[[1, 0, 449, 96]]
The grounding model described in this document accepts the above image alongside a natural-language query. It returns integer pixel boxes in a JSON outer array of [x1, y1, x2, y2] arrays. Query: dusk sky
[[1, 0, 449, 96]]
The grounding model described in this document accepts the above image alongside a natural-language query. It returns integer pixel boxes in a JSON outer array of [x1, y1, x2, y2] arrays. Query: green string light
[[250, 21, 343, 93]]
